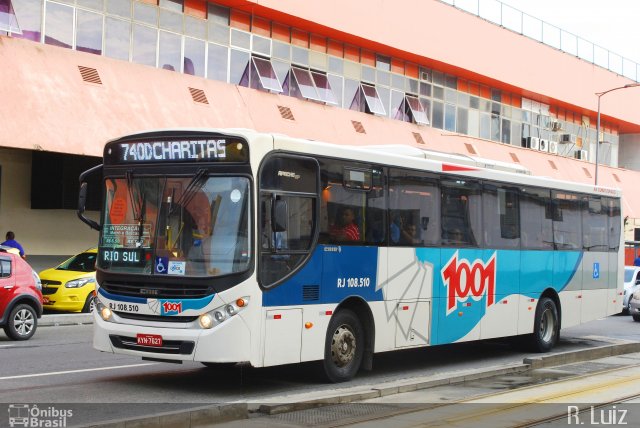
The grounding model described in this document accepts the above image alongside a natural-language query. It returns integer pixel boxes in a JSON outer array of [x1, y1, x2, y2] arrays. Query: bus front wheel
[[531, 297, 559, 352], [322, 309, 364, 383]]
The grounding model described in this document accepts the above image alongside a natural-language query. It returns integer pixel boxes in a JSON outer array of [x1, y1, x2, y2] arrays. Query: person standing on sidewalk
[[2, 231, 26, 259]]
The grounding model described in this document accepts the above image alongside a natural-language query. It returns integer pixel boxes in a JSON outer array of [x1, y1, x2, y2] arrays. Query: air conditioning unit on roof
[[548, 140, 558, 154], [539, 138, 549, 152], [574, 149, 588, 160], [523, 136, 540, 150]]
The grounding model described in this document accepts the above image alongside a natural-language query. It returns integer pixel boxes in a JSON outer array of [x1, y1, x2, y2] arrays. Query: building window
[[207, 43, 228, 82], [159, 30, 181, 71], [44, 1, 74, 49], [184, 37, 205, 76], [76, 9, 103, 55], [132, 24, 157, 66], [351, 83, 386, 116], [11, 0, 41, 42], [104, 17, 130, 60]]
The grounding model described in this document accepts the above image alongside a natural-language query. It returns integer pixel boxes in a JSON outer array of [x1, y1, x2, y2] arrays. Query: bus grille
[[109, 335, 195, 355], [100, 280, 210, 299], [115, 311, 198, 323]]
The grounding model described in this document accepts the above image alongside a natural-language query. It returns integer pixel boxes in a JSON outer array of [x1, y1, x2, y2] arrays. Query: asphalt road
[[0, 314, 638, 425]]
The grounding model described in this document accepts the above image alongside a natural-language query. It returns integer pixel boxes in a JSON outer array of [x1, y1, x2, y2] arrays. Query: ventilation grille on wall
[[412, 132, 425, 145], [509, 152, 520, 163], [548, 160, 557, 170], [613, 173, 621, 183], [278, 105, 295, 120], [583, 167, 592, 178], [78, 66, 102, 85], [464, 143, 477, 155], [351, 120, 366, 134], [188, 87, 209, 104]]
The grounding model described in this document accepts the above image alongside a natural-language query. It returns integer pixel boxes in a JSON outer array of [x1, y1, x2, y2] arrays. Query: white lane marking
[[0, 363, 157, 380], [0, 345, 16, 348]]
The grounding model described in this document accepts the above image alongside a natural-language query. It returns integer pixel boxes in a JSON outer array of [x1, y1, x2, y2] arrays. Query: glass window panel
[[491, 88, 501, 102], [344, 79, 360, 111], [607, 198, 621, 252], [134, 1, 157, 25], [441, 179, 482, 247], [252, 34, 271, 56], [456, 107, 468, 134], [328, 56, 343, 74], [483, 185, 520, 249], [184, 37, 205, 76], [406, 96, 429, 125], [0, 0, 20, 33], [419, 67, 431, 82], [406, 78, 419, 95], [105, 17, 130, 60], [272, 60, 290, 93], [582, 196, 608, 252], [470, 96, 479, 109], [184, 15, 205, 39], [272, 40, 290, 60], [432, 86, 444, 100], [77, 0, 104, 11], [491, 102, 501, 115], [132, 24, 157, 66], [76, 9, 103, 55], [311, 72, 337, 104], [480, 99, 491, 112], [511, 121, 522, 146], [158, 30, 181, 71], [107, 0, 131, 18], [376, 54, 390, 71], [291, 46, 309, 66], [479, 112, 490, 139], [432, 70, 444, 86], [361, 84, 386, 115], [445, 74, 457, 89], [327, 74, 343, 108], [552, 192, 582, 250], [490, 114, 501, 141], [389, 169, 440, 246], [458, 92, 470, 106], [444, 104, 456, 131], [44, 1, 73, 49], [208, 22, 228, 44], [159, 0, 182, 12], [432, 101, 444, 129], [468, 109, 480, 137], [391, 73, 404, 90], [207, 43, 228, 82], [229, 49, 249, 84], [520, 187, 553, 250], [419, 82, 431, 97], [207, 3, 228, 25], [419, 98, 431, 124], [230, 28, 250, 49], [159, 8, 181, 32], [12, 0, 42, 42], [290, 67, 319, 100], [252, 57, 283, 92], [376, 70, 390, 86], [501, 118, 511, 144], [377, 86, 390, 117], [444, 88, 456, 103], [361, 65, 375, 83], [390, 90, 405, 121]]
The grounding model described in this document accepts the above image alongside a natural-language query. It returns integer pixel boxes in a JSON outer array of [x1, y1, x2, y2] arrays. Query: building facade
[[2, 0, 640, 258]]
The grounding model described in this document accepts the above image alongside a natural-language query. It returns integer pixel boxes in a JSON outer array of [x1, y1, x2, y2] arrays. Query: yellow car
[[39, 248, 97, 313]]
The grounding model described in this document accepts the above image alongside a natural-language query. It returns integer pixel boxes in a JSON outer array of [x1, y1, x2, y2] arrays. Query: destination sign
[[104, 136, 249, 165]]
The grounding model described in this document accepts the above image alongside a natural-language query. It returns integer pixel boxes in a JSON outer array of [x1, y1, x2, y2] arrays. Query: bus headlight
[[94, 298, 113, 322], [198, 296, 249, 329]]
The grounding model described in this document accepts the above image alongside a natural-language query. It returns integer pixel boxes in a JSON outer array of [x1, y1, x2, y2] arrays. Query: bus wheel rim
[[331, 324, 356, 367], [540, 307, 555, 343]]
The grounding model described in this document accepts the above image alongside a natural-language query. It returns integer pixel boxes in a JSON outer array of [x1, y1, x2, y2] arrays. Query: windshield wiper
[[170, 169, 209, 215]]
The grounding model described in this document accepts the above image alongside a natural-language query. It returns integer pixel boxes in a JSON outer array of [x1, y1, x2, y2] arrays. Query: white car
[[623, 266, 640, 314]]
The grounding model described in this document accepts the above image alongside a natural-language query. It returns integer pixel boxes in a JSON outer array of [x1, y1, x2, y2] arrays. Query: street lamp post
[[595, 83, 640, 185]]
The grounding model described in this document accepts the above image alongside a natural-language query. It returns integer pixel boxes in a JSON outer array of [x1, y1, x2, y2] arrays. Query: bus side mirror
[[272, 199, 288, 232], [78, 164, 102, 231]]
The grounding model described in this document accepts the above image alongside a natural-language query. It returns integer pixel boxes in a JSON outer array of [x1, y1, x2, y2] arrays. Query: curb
[[90, 403, 247, 428], [523, 341, 640, 369], [39, 313, 93, 327]]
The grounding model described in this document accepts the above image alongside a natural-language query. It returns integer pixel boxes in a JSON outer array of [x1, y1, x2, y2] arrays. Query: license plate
[[136, 333, 162, 347]]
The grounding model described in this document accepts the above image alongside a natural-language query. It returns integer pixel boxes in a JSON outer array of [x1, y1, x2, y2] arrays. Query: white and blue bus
[[78, 128, 623, 382]]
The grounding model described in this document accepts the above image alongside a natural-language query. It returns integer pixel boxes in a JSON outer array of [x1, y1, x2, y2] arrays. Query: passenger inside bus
[[330, 207, 360, 242]]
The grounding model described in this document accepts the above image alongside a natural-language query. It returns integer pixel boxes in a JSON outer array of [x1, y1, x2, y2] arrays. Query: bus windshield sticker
[[168, 261, 186, 276], [102, 224, 151, 247], [230, 189, 241, 203]]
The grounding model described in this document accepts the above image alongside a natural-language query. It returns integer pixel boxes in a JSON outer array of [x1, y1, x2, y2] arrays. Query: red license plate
[[136, 334, 163, 347]]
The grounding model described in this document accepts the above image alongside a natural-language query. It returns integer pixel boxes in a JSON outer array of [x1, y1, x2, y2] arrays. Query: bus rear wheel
[[531, 297, 559, 352], [322, 309, 364, 383]]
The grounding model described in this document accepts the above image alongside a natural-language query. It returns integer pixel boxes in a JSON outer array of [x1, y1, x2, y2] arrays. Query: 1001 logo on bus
[[441, 251, 496, 315]]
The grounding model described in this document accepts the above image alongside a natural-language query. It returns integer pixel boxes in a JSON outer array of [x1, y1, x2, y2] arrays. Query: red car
[[0, 246, 43, 340]]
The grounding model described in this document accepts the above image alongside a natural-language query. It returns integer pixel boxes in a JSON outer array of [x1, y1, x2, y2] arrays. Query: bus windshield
[[98, 174, 251, 277]]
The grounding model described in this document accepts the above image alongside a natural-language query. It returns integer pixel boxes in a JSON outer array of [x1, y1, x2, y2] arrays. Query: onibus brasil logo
[[8, 404, 73, 427], [441, 251, 496, 316]]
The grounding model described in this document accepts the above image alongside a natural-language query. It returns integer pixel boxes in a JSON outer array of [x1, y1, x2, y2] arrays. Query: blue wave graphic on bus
[[98, 287, 215, 315]]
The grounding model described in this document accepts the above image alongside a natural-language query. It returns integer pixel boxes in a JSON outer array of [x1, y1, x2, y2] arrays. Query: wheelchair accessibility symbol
[[593, 262, 600, 279], [155, 256, 168, 274]]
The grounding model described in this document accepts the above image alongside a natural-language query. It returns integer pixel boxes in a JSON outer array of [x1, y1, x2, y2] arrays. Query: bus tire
[[4, 303, 38, 340], [531, 297, 559, 352], [633, 315, 640, 322], [322, 309, 364, 383]]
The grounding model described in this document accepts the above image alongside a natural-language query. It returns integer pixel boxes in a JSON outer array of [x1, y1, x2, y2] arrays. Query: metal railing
[[441, 0, 640, 82]]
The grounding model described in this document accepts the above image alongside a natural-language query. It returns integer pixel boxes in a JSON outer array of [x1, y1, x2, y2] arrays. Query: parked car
[[0, 246, 43, 340], [623, 266, 640, 314], [39, 248, 97, 313]]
